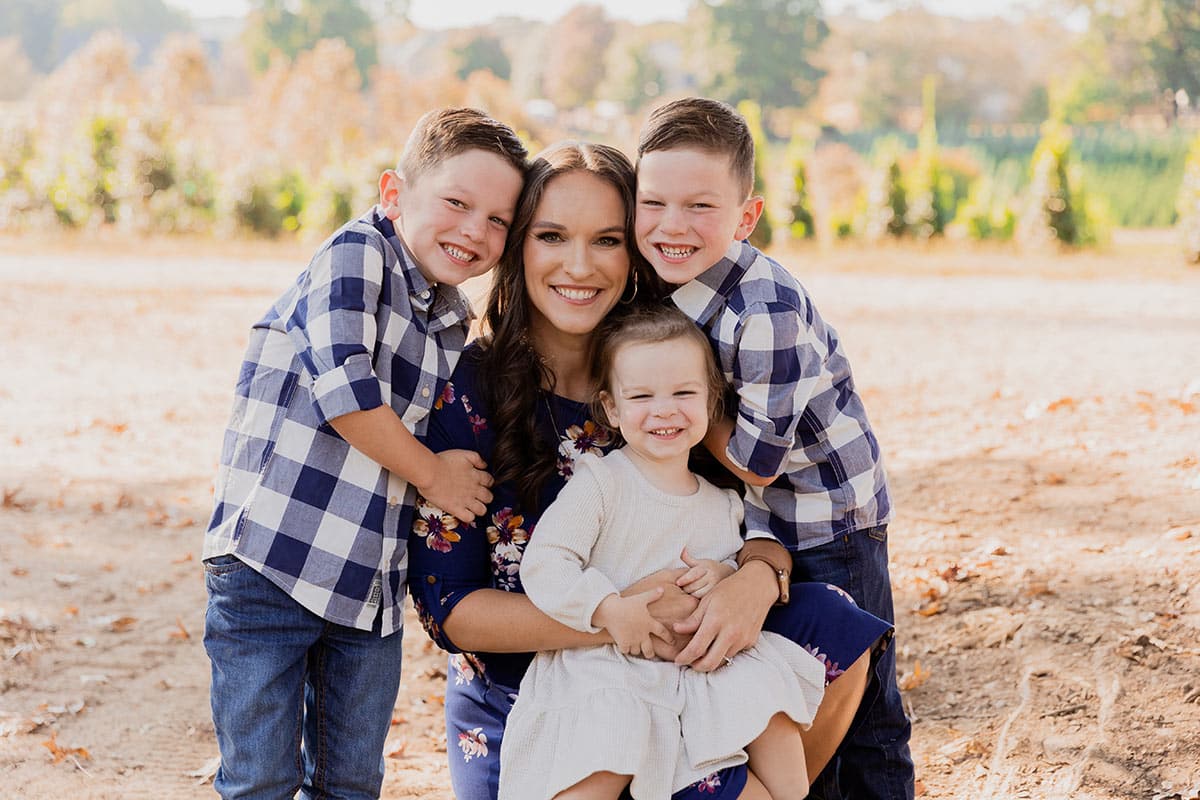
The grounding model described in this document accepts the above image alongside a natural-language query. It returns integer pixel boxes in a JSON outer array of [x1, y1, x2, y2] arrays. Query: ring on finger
[[722, 655, 734, 667]]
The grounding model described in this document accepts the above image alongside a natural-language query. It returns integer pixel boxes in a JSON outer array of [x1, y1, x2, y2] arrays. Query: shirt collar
[[669, 239, 755, 326], [372, 206, 474, 327]]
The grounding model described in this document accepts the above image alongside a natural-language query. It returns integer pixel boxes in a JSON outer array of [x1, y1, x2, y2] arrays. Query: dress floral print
[[405, 346, 893, 800]]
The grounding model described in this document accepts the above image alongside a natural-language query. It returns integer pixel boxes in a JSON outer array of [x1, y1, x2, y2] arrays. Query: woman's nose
[[562, 243, 593, 278]]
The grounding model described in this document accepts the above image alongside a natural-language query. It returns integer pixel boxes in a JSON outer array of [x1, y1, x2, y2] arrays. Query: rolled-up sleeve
[[286, 233, 388, 424], [725, 302, 820, 479]]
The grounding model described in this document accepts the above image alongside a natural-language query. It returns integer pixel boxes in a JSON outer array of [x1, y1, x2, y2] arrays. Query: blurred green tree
[[600, 28, 667, 113], [453, 33, 511, 81], [244, 0, 377, 81], [542, 4, 615, 109], [738, 100, 773, 248], [59, 0, 189, 65], [698, 0, 828, 112]]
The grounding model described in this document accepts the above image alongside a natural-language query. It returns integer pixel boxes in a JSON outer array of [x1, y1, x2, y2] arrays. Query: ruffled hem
[[678, 631, 827, 774], [499, 687, 683, 800]]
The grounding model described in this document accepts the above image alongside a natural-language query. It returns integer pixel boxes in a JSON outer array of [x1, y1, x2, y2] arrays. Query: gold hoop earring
[[619, 267, 639, 304]]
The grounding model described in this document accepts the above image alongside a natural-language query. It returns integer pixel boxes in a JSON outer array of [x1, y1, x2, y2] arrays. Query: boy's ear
[[734, 195, 765, 242], [378, 169, 405, 221]]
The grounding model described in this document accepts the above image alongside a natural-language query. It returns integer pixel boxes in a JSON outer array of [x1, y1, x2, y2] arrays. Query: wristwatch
[[741, 555, 790, 606]]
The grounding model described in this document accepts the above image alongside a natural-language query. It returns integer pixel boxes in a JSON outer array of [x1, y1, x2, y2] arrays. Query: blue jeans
[[203, 554, 404, 800], [791, 526, 914, 800]]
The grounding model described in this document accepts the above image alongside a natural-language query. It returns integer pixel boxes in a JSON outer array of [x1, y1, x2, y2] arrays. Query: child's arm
[[709, 306, 822, 485], [519, 458, 670, 653], [330, 406, 490, 523], [675, 547, 736, 598], [702, 416, 781, 488], [591, 588, 673, 659], [295, 236, 491, 522]]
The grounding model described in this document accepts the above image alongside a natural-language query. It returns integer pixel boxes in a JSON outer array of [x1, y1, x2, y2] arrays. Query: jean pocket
[[203, 553, 248, 576]]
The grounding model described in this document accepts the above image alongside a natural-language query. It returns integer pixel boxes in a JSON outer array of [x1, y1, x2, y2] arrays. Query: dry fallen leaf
[[170, 617, 191, 640], [916, 601, 945, 617], [1045, 396, 1077, 412], [900, 660, 931, 691], [108, 616, 138, 633], [11, 567, 28, 577], [386, 739, 409, 759], [1043, 473, 1066, 485], [41, 731, 91, 765], [172, 552, 195, 564], [2, 488, 34, 511], [187, 755, 221, 785]]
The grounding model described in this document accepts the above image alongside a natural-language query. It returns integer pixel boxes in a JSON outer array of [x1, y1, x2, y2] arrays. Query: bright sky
[[165, 0, 1032, 27]]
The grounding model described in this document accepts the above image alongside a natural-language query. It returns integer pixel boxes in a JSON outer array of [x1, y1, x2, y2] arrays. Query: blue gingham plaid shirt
[[204, 207, 472, 635], [671, 239, 892, 551]]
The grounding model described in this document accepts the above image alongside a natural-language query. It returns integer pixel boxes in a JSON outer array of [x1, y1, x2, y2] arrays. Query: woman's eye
[[597, 236, 622, 247], [535, 232, 563, 243]]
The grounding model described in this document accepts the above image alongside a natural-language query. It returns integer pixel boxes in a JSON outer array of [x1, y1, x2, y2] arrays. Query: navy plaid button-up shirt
[[204, 207, 472, 634], [671, 239, 892, 551]]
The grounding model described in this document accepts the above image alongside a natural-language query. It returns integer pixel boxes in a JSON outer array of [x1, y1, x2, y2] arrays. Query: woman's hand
[[672, 560, 778, 672], [592, 589, 672, 659], [675, 548, 736, 598]]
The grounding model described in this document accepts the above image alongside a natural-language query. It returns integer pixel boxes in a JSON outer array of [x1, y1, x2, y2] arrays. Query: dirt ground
[[1, 236, 1198, 799]]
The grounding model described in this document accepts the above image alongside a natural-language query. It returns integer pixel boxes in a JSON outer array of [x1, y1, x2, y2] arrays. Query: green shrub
[[227, 161, 308, 237], [862, 153, 907, 242], [1177, 134, 1200, 263], [786, 144, 815, 240], [739, 100, 773, 250], [0, 122, 46, 230], [1018, 122, 1079, 248], [953, 158, 1020, 241]]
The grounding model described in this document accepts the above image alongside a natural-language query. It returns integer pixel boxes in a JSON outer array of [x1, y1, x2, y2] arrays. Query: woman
[[408, 141, 891, 799]]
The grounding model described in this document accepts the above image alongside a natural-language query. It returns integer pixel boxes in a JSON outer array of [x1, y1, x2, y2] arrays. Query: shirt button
[[388, 495, 398, 506], [419, 290, 431, 300], [426, 575, 436, 584], [421, 386, 431, 398]]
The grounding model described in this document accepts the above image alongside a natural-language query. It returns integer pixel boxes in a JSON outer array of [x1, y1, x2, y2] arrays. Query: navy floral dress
[[408, 344, 892, 800]]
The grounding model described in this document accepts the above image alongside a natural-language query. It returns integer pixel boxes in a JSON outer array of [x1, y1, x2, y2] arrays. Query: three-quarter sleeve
[[406, 369, 490, 653], [518, 458, 620, 633], [724, 302, 821, 480], [285, 233, 389, 424]]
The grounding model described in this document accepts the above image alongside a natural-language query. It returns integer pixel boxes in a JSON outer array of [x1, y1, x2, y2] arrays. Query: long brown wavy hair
[[476, 141, 663, 512]]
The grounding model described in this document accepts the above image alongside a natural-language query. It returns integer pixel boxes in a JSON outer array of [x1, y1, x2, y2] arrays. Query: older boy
[[203, 108, 526, 799], [635, 97, 913, 800]]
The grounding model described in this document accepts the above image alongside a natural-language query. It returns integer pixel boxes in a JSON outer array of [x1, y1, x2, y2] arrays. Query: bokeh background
[[2, 0, 1200, 257]]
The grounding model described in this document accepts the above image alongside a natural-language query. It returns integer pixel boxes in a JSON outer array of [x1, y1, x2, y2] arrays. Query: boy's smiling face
[[635, 147, 763, 286], [380, 148, 524, 287]]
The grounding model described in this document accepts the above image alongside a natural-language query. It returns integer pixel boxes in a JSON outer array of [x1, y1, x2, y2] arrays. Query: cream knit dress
[[498, 450, 827, 800]]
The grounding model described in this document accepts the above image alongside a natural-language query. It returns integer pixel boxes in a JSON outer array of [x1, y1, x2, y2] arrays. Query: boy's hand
[[676, 548, 735, 598], [415, 449, 493, 524], [593, 589, 672, 660]]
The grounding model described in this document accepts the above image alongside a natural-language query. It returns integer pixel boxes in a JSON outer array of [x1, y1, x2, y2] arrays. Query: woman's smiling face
[[524, 169, 630, 344]]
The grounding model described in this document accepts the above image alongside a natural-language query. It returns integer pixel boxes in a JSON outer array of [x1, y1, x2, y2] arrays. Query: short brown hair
[[637, 97, 754, 199], [398, 107, 528, 183], [590, 304, 726, 437]]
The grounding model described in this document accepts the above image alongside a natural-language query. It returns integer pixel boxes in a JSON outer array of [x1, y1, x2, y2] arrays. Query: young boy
[[202, 107, 526, 799], [635, 97, 914, 800]]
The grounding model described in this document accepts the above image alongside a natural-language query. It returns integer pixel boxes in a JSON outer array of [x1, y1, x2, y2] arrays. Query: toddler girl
[[498, 305, 826, 800]]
